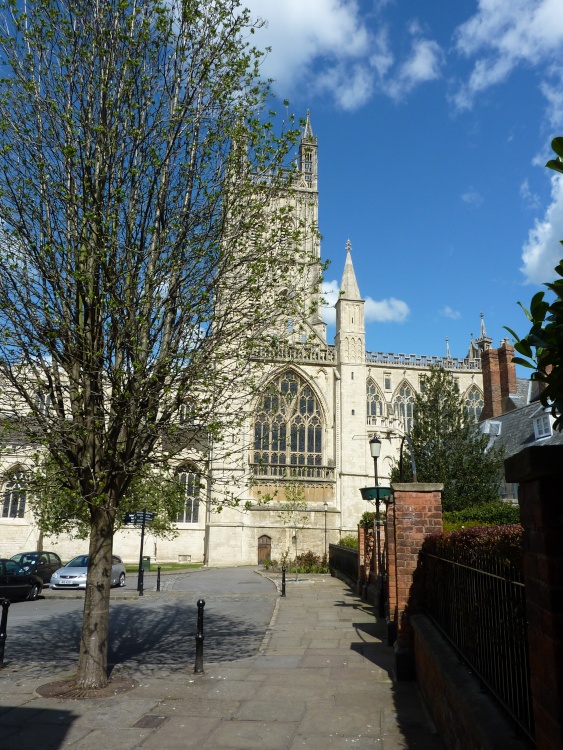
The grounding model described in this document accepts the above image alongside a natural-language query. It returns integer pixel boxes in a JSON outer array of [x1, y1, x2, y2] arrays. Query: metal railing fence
[[421, 551, 533, 742], [329, 544, 358, 584]]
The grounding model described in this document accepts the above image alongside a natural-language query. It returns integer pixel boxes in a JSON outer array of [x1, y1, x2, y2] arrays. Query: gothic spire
[[302, 109, 315, 142], [445, 337, 451, 358], [339, 240, 361, 300]]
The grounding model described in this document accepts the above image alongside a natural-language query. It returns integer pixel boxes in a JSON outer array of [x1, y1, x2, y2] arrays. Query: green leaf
[[511, 356, 535, 369], [551, 137, 563, 159], [546, 158, 563, 175]]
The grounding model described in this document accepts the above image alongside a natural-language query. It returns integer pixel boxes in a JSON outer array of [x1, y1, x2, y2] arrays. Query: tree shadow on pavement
[[2, 598, 273, 671]]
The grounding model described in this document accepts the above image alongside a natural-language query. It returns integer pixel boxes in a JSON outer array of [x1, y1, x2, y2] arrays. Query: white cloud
[[540, 74, 563, 131], [384, 38, 443, 101], [454, 0, 563, 110], [521, 174, 563, 283], [441, 306, 461, 320], [322, 280, 410, 324], [520, 179, 540, 209], [365, 297, 410, 323], [321, 279, 339, 325], [246, 1, 442, 110], [461, 189, 483, 206]]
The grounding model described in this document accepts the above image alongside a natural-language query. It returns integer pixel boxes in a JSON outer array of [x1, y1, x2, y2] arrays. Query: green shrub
[[443, 501, 520, 531], [423, 524, 523, 571], [359, 511, 376, 528], [287, 551, 329, 574], [338, 535, 358, 549], [261, 558, 278, 570]]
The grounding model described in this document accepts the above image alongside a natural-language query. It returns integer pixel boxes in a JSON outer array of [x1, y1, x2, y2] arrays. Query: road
[[1, 567, 278, 678]]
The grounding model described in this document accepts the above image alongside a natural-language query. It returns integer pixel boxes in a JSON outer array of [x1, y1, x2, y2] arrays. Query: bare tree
[[0, 0, 314, 688]]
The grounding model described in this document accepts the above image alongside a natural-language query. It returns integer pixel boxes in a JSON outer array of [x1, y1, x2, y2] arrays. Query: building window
[[177, 469, 200, 523], [384, 373, 392, 391], [533, 413, 552, 440], [35, 391, 51, 415], [465, 385, 484, 423], [366, 379, 384, 420], [2, 471, 26, 518], [253, 370, 323, 468], [419, 375, 427, 392], [393, 381, 416, 433]]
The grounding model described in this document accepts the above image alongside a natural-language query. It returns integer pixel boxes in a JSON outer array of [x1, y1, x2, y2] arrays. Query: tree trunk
[[76, 504, 115, 689]]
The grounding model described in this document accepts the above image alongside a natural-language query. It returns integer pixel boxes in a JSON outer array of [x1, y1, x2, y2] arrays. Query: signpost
[[123, 509, 155, 596]]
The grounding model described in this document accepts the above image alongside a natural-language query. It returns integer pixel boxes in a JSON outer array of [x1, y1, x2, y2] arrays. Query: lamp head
[[369, 435, 382, 459]]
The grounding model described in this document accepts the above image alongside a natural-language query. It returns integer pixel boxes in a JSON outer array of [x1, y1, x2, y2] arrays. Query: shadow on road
[[3, 598, 271, 670]]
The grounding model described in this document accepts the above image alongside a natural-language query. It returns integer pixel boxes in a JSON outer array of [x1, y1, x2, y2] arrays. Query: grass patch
[[125, 562, 202, 573]]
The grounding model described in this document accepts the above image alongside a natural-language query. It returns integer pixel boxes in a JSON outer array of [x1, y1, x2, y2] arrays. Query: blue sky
[[246, 0, 563, 365]]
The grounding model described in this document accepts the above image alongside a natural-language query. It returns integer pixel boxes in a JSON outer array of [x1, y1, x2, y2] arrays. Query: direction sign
[[123, 510, 155, 525]]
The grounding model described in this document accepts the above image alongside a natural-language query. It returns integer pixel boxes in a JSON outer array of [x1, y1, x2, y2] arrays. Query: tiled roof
[[483, 402, 563, 459]]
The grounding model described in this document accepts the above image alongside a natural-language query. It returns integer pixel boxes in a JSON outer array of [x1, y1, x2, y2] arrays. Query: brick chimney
[[481, 348, 501, 419], [481, 340, 517, 419], [498, 340, 516, 404]]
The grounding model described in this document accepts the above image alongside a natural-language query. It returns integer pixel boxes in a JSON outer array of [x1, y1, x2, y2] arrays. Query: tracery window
[[366, 379, 384, 420], [465, 385, 484, 423], [393, 381, 416, 433], [2, 470, 26, 518], [253, 370, 323, 468], [176, 468, 200, 524]]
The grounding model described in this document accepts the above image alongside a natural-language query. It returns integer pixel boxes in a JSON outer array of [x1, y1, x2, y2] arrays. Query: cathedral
[[1, 114, 489, 567]]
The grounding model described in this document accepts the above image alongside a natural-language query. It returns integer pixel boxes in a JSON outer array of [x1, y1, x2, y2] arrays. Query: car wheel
[[27, 583, 40, 601], [118, 572, 126, 587]]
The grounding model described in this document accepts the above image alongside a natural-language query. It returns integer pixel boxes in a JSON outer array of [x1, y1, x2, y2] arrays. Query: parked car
[[10, 551, 62, 584], [50, 554, 126, 590], [0, 559, 43, 600]]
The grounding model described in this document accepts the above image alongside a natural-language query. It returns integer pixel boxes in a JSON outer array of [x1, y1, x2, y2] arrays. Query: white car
[[50, 554, 126, 589]]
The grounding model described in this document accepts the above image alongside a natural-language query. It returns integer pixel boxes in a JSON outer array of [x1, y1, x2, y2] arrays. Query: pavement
[[0, 570, 445, 750]]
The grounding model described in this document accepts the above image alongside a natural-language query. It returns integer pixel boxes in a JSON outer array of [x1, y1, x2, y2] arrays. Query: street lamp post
[[369, 435, 384, 617], [323, 501, 328, 559], [369, 436, 382, 569]]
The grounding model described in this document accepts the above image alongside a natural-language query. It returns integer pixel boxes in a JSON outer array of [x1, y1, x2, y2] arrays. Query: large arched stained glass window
[[254, 370, 323, 469], [465, 385, 484, 423], [393, 381, 416, 433], [2, 470, 26, 518], [366, 379, 384, 420]]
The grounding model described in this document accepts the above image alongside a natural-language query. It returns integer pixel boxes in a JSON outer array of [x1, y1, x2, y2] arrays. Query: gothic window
[[304, 150, 313, 182], [35, 391, 51, 415], [465, 385, 484, 423], [2, 470, 26, 518], [177, 468, 200, 523], [393, 381, 416, 433], [253, 370, 323, 469], [366, 379, 384, 420]]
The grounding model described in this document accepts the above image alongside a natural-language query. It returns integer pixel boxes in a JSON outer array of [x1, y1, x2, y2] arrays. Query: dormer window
[[533, 413, 552, 440]]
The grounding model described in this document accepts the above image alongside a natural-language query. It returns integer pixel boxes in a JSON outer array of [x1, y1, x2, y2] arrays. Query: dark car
[[10, 551, 62, 584], [0, 559, 43, 600]]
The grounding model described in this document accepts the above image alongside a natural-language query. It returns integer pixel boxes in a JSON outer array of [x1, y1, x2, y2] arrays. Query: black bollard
[[194, 598, 205, 674], [138, 567, 144, 597], [281, 565, 286, 597], [0, 599, 10, 666], [157, 565, 161, 592]]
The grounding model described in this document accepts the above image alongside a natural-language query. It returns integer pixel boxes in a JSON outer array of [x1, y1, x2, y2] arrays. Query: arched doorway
[[258, 535, 272, 564]]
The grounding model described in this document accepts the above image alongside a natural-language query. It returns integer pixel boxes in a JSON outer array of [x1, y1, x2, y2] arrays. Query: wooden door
[[258, 535, 272, 564]]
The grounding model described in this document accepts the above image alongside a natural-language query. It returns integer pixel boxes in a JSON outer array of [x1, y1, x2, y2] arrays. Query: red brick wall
[[386, 501, 398, 622], [505, 446, 563, 750], [390, 483, 443, 650]]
